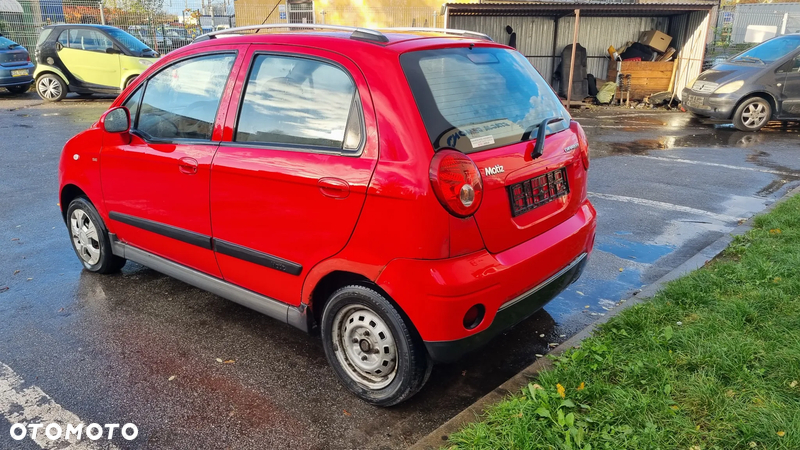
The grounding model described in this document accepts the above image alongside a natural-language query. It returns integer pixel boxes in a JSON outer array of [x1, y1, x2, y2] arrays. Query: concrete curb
[[410, 186, 800, 450]]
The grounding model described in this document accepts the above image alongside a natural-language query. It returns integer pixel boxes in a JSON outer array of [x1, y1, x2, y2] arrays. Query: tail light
[[429, 149, 483, 218], [27, 54, 31, 62], [572, 121, 590, 170]]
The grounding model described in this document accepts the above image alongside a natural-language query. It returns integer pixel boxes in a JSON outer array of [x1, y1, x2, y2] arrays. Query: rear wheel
[[66, 197, 126, 274], [321, 285, 430, 406], [6, 84, 30, 94], [733, 97, 771, 131], [36, 74, 67, 102]]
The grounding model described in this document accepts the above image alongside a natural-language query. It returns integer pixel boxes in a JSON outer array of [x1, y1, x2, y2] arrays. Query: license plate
[[11, 69, 28, 77], [686, 94, 704, 107], [507, 168, 570, 217]]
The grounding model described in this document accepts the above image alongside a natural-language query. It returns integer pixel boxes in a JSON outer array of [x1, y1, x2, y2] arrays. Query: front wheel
[[36, 74, 67, 102], [66, 198, 126, 274], [733, 97, 771, 131], [6, 84, 31, 94], [321, 285, 431, 406]]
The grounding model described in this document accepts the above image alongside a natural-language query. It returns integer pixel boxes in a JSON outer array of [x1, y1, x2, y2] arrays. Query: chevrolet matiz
[[58, 25, 596, 406]]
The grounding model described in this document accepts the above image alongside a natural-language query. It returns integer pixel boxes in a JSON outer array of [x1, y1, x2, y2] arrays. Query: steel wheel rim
[[38, 77, 61, 100], [70, 209, 101, 265], [332, 304, 398, 389], [742, 102, 767, 128]]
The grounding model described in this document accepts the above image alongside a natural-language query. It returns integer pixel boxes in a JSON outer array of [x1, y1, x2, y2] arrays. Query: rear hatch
[[0, 36, 28, 67], [401, 45, 585, 254]]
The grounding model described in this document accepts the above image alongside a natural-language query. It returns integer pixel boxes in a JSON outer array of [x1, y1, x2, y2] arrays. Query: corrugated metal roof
[[446, 1, 716, 17]]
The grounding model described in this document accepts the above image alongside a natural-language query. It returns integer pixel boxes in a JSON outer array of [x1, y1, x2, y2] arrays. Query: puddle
[[595, 238, 674, 264]]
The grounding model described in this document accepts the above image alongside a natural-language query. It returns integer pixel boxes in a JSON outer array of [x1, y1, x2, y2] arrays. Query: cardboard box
[[639, 30, 672, 53]]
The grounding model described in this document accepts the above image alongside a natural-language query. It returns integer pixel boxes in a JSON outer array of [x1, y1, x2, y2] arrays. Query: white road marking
[[0, 362, 118, 449], [588, 192, 745, 223], [629, 155, 799, 178]]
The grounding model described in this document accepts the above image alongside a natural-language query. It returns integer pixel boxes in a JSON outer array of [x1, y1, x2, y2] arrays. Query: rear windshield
[[36, 28, 52, 47], [732, 35, 800, 64], [400, 46, 569, 154]]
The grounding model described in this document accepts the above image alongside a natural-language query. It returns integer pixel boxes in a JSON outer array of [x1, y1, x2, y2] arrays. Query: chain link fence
[[707, 6, 800, 68], [1, 0, 444, 55]]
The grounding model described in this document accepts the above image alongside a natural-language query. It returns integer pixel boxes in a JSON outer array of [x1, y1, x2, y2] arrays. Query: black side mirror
[[102, 106, 130, 133]]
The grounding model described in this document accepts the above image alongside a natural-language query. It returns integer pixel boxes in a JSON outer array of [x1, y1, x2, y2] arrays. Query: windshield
[[105, 28, 150, 53], [400, 47, 569, 154], [732, 35, 800, 64], [0, 35, 19, 49]]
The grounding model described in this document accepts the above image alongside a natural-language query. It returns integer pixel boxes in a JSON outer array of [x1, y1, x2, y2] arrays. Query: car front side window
[[234, 54, 363, 152], [135, 53, 235, 141]]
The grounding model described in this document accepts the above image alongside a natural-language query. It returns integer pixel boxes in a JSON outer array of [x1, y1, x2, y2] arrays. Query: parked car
[[683, 34, 800, 131], [58, 25, 596, 406], [34, 24, 159, 101], [0, 32, 34, 94]]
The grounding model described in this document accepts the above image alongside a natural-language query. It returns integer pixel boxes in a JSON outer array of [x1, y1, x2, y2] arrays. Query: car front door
[[210, 46, 379, 305], [778, 52, 800, 116], [101, 47, 242, 276], [57, 28, 121, 88]]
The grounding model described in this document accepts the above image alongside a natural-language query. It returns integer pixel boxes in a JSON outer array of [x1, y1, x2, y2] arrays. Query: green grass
[[447, 194, 800, 450]]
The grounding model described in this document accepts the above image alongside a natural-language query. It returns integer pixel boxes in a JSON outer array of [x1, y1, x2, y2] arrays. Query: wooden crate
[[607, 61, 674, 101]]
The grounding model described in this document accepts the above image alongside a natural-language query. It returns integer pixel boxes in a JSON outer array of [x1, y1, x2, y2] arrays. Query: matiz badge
[[485, 165, 505, 176]]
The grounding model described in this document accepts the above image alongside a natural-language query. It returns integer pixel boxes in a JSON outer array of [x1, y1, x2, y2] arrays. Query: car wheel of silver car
[[733, 97, 771, 132], [66, 197, 126, 274], [36, 74, 67, 102], [321, 285, 431, 406]]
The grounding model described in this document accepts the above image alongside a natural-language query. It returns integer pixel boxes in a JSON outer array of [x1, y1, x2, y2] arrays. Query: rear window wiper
[[735, 55, 765, 64], [522, 117, 566, 159]]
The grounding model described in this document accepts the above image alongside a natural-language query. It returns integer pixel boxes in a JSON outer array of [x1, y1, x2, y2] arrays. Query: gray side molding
[[109, 234, 309, 333]]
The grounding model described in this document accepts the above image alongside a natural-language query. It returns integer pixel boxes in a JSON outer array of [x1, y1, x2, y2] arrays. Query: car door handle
[[178, 157, 198, 175], [318, 178, 350, 199]]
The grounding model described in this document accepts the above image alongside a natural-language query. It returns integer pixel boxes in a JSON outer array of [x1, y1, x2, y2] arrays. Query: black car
[[0, 33, 35, 95], [683, 34, 800, 131]]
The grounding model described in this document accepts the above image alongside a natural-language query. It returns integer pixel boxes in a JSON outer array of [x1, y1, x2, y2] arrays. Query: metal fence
[[707, 5, 800, 64], [1, 0, 234, 53], [1, 0, 445, 54]]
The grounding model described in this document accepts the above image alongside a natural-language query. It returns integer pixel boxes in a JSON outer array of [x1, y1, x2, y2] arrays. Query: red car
[[59, 25, 596, 406]]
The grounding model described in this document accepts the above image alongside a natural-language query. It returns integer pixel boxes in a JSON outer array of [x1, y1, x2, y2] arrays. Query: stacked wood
[[607, 61, 674, 101]]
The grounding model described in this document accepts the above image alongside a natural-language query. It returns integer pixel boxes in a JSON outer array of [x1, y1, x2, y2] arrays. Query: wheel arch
[[733, 91, 777, 118], [34, 67, 70, 86], [307, 270, 417, 337], [60, 184, 89, 223]]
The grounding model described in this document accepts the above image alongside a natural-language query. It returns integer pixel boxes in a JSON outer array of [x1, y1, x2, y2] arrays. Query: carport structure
[[443, 1, 716, 102]]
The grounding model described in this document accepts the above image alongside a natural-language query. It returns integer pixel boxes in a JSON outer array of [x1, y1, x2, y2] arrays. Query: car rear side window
[[67, 29, 113, 52], [400, 47, 569, 154], [235, 54, 362, 152], [135, 53, 235, 141], [57, 30, 68, 47]]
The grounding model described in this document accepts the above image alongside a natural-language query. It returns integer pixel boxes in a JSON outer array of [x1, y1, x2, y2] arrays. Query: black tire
[[320, 285, 431, 406], [6, 84, 31, 94], [35, 73, 67, 102], [733, 97, 771, 132], [66, 197, 126, 274]]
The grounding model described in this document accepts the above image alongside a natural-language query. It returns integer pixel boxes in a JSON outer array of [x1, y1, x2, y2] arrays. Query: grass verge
[[447, 194, 800, 450]]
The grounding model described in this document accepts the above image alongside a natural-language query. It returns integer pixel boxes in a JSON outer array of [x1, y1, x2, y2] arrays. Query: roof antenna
[[255, 0, 283, 33]]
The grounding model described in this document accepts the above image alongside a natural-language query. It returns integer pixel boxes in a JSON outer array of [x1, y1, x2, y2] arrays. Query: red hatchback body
[[58, 26, 596, 405]]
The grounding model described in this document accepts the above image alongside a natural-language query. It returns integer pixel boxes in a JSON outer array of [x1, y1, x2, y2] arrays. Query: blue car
[[0, 33, 34, 94]]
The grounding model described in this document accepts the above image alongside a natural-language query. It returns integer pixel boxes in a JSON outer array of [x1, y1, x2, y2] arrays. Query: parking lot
[[1, 90, 799, 449]]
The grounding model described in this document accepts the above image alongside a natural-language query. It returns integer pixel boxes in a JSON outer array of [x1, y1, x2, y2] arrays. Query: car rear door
[[57, 28, 121, 88], [101, 45, 243, 276], [210, 45, 379, 306]]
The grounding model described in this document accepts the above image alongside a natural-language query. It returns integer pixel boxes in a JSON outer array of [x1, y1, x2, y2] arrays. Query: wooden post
[[566, 8, 580, 106]]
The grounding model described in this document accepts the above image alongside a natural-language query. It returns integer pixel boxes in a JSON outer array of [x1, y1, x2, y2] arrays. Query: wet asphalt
[[1, 91, 799, 449]]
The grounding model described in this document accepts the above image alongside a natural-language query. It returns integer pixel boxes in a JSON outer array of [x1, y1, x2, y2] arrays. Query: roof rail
[[194, 24, 389, 43], [383, 27, 493, 41]]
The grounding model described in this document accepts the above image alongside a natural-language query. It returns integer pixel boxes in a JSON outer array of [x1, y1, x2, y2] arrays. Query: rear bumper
[[0, 63, 35, 87], [376, 201, 596, 363], [425, 253, 587, 363], [681, 87, 738, 119]]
